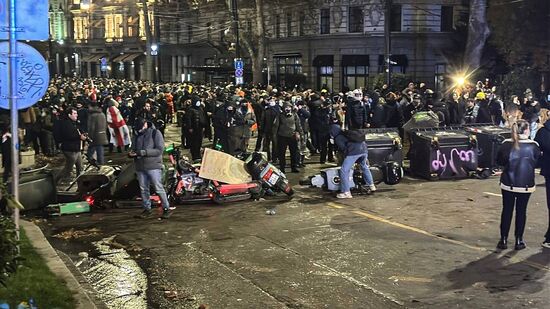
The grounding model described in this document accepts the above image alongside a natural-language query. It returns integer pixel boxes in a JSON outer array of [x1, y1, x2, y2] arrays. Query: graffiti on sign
[[0, 42, 50, 109], [17, 58, 47, 100]]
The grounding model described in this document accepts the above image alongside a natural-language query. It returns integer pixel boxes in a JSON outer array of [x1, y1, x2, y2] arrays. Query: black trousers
[[255, 129, 264, 151], [545, 177, 550, 240], [188, 129, 203, 161], [262, 133, 278, 162], [311, 131, 330, 163], [277, 135, 299, 170], [500, 189, 531, 240]]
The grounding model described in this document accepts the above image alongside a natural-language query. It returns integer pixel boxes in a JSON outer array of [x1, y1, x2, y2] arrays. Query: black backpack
[[343, 129, 365, 143]]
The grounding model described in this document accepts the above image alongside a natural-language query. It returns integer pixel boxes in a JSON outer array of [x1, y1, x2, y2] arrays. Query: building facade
[[157, 0, 469, 93], [48, 0, 157, 80]]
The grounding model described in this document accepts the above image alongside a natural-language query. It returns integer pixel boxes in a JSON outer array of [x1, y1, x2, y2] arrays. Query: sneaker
[[542, 240, 550, 249], [496, 239, 508, 249], [369, 184, 377, 192], [514, 240, 526, 251], [137, 209, 152, 219], [161, 208, 173, 219], [336, 192, 353, 199]]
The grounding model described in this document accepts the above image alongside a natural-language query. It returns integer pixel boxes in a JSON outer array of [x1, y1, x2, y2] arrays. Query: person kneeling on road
[[330, 124, 376, 199], [129, 118, 172, 219]]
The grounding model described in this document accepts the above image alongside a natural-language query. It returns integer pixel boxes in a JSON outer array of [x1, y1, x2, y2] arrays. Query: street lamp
[[150, 43, 158, 56]]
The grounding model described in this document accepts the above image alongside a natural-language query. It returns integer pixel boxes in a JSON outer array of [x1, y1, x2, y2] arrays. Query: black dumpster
[[410, 128, 478, 180], [364, 128, 403, 167], [464, 124, 511, 169]]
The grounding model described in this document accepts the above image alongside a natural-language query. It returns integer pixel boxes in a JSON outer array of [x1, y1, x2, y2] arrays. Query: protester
[[496, 120, 540, 250], [330, 124, 376, 199], [129, 118, 172, 219], [87, 101, 109, 165], [55, 107, 87, 183], [1, 123, 12, 183], [534, 112, 550, 248]]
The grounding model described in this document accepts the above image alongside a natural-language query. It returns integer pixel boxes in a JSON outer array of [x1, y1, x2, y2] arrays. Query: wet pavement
[[33, 124, 550, 308]]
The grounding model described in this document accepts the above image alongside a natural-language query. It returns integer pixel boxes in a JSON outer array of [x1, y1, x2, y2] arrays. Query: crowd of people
[[0, 77, 549, 245], [1, 77, 548, 179]]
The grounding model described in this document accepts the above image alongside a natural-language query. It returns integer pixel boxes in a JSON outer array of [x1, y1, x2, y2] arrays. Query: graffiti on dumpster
[[432, 148, 477, 176]]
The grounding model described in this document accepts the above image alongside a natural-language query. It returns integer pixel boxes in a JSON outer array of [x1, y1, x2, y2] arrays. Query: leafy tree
[[487, 0, 549, 70]]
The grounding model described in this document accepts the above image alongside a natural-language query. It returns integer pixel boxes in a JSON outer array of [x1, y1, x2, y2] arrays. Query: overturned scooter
[[305, 161, 402, 193], [164, 145, 263, 204]]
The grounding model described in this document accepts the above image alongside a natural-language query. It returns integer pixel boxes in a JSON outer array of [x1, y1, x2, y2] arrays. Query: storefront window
[[274, 56, 303, 88], [343, 66, 368, 90]]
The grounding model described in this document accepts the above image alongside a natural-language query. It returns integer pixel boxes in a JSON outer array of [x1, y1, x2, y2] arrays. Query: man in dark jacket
[[330, 124, 376, 198], [346, 90, 367, 129], [184, 99, 206, 161], [309, 96, 332, 163], [87, 101, 109, 165], [129, 118, 171, 219], [274, 103, 303, 173], [55, 107, 87, 183], [260, 97, 280, 161], [534, 114, 550, 248], [383, 92, 403, 128]]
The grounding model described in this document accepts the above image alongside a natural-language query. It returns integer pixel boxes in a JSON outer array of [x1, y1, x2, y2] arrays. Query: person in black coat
[[260, 98, 281, 162], [183, 100, 206, 161], [534, 114, 550, 248], [1, 123, 12, 183], [55, 107, 87, 183], [383, 92, 403, 128], [496, 119, 540, 250], [475, 93, 492, 124], [308, 96, 332, 163], [346, 92, 367, 129]]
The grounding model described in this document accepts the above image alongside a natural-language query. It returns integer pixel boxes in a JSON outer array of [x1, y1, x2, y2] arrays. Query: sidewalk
[[20, 220, 100, 309]]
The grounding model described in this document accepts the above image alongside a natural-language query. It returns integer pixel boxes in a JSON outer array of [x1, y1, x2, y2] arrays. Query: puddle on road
[[75, 236, 148, 308]]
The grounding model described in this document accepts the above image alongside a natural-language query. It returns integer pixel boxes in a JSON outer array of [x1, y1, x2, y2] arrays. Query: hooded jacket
[[132, 124, 164, 172], [87, 106, 109, 146], [496, 136, 540, 193], [330, 124, 367, 156]]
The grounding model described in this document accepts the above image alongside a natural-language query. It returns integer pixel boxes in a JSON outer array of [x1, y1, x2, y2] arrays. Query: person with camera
[[55, 107, 88, 183], [129, 118, 172, 219]]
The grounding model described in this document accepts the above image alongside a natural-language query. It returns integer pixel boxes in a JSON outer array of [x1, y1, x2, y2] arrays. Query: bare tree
[[464, 0, 490, 69]]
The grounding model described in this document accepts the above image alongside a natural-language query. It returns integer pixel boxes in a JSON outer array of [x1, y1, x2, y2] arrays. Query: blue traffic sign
[[0, 0, 49, 40], [235, 68, 243, 77], [100, 57, 108, 72], [234, 59, 243, 70], [0, 42, 50, 110]]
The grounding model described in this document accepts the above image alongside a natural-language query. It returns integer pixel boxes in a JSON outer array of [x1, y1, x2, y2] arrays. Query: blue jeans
[[87, 145, 105, 165], [136, 169, 170, 210], [339, 153, 374, 193]]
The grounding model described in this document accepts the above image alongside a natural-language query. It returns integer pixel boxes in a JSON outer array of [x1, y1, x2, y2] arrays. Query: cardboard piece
[[199, 148, 252, 184]]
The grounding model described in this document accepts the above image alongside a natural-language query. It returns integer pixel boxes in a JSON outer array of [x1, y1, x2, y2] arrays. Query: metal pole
[[8, 0, 20, 240], [141, 0, 154, 81], [231, 0, 240, 59], [385, 0, 392, 89]]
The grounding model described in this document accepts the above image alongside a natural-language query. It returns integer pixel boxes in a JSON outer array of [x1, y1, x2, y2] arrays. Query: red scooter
[[165, 145, 263, 204]]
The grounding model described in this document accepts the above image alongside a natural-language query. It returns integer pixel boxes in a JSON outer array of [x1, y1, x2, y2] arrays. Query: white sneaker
[[369, 184, 377, 192], [542, 241, 550, 249], [336, 192, 352, 199]]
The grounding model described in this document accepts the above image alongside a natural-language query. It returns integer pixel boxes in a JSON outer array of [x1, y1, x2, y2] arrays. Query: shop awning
[[312, 55, 334, 66], [112, 53, 127, 62], [342, 55, 369, 66], [81, 54, 107, 62], [378, 54, 408, 66], [120, 53, 143, 62]]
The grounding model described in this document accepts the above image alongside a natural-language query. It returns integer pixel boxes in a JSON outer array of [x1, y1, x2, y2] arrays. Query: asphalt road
[[37, 124, 550, 309]]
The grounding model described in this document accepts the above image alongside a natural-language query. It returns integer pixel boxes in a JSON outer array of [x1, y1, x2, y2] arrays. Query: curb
[[20, 220, 98, 309]]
